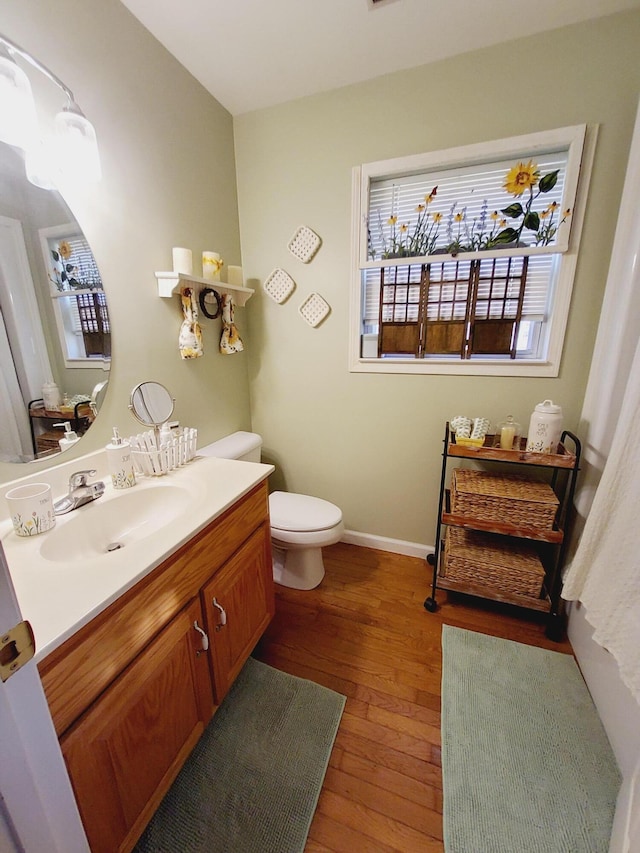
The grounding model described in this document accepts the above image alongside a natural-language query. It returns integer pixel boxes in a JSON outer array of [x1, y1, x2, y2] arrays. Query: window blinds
[[367, 151, 568, 261], [364, 151, 566, 326]]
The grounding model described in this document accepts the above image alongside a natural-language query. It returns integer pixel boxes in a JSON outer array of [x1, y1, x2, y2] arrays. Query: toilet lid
[[269, 491, 342, 532]]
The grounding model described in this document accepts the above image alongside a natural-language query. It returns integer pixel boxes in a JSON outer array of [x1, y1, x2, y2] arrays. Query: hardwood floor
[[253, 541, 573, 853]]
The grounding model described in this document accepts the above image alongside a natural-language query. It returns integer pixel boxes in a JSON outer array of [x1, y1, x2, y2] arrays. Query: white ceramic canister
[[525, 400, 563, 454], [42, 380, 61, 410]]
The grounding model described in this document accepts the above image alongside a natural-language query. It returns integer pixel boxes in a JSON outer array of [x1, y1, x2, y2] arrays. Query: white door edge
[[0, 542, 89, 853]]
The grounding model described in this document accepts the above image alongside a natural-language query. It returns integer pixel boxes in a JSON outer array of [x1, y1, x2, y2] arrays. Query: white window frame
[[349, 125, 596, 376], [38, 223, 111, 371]]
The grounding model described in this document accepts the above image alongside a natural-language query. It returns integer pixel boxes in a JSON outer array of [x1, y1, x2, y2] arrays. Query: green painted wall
[[3, 4, 639, 550], [235, 10, 640, 545]]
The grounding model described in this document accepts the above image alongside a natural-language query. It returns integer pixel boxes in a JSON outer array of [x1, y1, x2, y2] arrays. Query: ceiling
[[119, 0, 640, 115]]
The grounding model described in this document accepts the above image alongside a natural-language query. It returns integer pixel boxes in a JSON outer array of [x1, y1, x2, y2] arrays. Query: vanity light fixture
[[0, 32, 101, 186]]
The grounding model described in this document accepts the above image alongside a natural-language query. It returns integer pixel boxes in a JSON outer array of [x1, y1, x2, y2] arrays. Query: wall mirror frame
[[0, 55, 111, 465]]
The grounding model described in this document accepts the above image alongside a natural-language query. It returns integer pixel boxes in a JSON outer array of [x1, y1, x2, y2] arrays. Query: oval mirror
[[0, 140, 111, 464], [129, 382, 175, 428]]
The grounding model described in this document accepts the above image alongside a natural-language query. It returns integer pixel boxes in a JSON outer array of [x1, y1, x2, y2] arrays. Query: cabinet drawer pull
[[193, 620, 209, 654], [212, 597, 227, 631]]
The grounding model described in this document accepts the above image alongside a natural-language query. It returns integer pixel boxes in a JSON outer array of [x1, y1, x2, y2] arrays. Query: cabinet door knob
[[193, 620, 209, 654], [212, 597, 227, 631]]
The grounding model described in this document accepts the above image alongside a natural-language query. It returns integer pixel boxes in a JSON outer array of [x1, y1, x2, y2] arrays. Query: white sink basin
[[39, 484, 193, 563], [1, 451, 274, 662]]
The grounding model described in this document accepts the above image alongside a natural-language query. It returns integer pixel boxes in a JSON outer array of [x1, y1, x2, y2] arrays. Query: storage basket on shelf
[[450, 468, 559, 529], [442, 527, 546, 598]]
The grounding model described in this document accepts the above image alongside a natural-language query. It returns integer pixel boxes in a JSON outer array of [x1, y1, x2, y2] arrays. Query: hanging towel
[[179, 287, 203, 359], [562, 337, 640, 703], [219, 293, 244, 354]]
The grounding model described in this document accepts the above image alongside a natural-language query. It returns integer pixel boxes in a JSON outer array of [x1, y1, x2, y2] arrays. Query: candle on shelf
[[202, 251, 222, 281], [172, 247, 193, 275], [500, 425, 516, 450], [227, 265, 243, 287], [497, 414, 521, 451]]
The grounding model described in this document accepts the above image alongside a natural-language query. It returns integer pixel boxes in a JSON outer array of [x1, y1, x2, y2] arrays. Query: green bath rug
[[441, 625, 620, 853], [134, 656, 345, 853]]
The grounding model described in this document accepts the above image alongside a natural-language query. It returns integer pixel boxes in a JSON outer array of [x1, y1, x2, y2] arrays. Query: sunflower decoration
[[50, 240, 81, 291], [494, 160, 566, 247], [504, 160, 539, 196]]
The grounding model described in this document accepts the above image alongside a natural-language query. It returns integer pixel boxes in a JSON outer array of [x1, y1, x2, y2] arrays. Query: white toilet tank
[[198, 431, 262, 463]]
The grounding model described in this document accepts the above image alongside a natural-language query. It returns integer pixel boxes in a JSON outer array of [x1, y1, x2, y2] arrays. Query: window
[[39, 224, 111, 368], [350, 125, 592, 376]]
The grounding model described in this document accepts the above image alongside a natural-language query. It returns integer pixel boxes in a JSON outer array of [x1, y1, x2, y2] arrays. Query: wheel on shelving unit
[[423, 597, 438, 613], [426, 552, 436, 566]]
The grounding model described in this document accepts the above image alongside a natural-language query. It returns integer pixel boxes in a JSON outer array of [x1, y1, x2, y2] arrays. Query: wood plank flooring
[[253, 541, 573, 853]]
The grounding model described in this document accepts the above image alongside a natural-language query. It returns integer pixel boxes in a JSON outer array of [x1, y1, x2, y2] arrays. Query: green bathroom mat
[[133, 656, 345, 853], [440, 625, 620, 852]]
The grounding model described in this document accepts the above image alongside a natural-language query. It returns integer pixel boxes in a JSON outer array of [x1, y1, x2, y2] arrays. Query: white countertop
[[1, 450, 273, 663]]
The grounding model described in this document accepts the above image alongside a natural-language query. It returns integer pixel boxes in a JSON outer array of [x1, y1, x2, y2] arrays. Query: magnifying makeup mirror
[[129, 381, 175, 431]]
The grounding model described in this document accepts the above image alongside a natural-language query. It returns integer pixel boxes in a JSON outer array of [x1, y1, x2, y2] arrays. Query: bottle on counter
[[106, 427, 136, 489]]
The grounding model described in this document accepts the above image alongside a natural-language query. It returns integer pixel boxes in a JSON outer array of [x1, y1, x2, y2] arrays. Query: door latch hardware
[[0, 620, 35, 682]]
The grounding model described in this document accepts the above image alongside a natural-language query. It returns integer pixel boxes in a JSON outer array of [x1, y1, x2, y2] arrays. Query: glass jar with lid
[[495, 414, 521, 450]]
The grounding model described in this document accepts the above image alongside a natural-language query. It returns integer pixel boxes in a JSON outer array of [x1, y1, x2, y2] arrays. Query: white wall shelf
[[155, 271, 254, 306]]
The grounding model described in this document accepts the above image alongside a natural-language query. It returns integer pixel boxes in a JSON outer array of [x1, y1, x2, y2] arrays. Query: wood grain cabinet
[[61, 598, 214, 853], [203, 524, 275, 704], [38, 482, 274, 853]]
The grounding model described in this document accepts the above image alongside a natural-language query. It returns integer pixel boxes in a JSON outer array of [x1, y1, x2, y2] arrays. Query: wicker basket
[[450, 468, 559, 529], [442, 527, 545, 598]]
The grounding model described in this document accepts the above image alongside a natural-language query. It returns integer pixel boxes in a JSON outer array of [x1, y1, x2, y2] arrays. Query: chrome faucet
[[53, 469, 106, 515]]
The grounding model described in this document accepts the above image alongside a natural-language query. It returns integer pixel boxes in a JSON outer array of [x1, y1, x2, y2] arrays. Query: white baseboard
[[341, 529, 433, 559]]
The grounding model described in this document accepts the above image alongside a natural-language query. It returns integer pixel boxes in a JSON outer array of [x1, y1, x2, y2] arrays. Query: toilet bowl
[[269, 491, 344, 589], [198, 432, 343, 589]]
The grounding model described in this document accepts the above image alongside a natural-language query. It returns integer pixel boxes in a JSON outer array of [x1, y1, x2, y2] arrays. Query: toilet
[[198, 432, 344, 589]]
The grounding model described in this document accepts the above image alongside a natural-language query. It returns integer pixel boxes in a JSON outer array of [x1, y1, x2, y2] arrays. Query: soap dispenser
[[106, 428, 136, 489], [54, 421, 80, 451]]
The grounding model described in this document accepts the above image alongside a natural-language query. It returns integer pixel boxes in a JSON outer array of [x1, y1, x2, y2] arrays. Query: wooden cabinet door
[[202, 522, 274, 704], [61, 598, 214, 853]]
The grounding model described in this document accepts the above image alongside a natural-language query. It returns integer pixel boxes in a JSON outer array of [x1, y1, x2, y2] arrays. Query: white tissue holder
[[129, 428, 198, 477]]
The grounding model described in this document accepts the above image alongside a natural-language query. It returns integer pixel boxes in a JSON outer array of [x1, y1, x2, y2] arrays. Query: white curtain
[[562, 337, 640, 703], [0, 309, 32, 463], [562, 99, 640, 710]]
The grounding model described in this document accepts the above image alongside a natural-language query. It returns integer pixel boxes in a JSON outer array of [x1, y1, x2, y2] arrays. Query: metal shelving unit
[[424, 422, 581, 640]]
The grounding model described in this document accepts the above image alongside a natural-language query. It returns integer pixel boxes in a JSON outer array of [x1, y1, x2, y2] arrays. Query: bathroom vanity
[[1, 451, 275, 853]]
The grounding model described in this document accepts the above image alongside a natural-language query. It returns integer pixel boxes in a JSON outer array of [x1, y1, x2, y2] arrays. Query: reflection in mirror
[[90, 380, 109, 416], [129, 382, 175, 428], [0, 144, 111, 464]]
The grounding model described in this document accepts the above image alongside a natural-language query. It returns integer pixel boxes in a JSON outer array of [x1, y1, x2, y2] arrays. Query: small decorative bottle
[[106, 427, 136, 489]]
